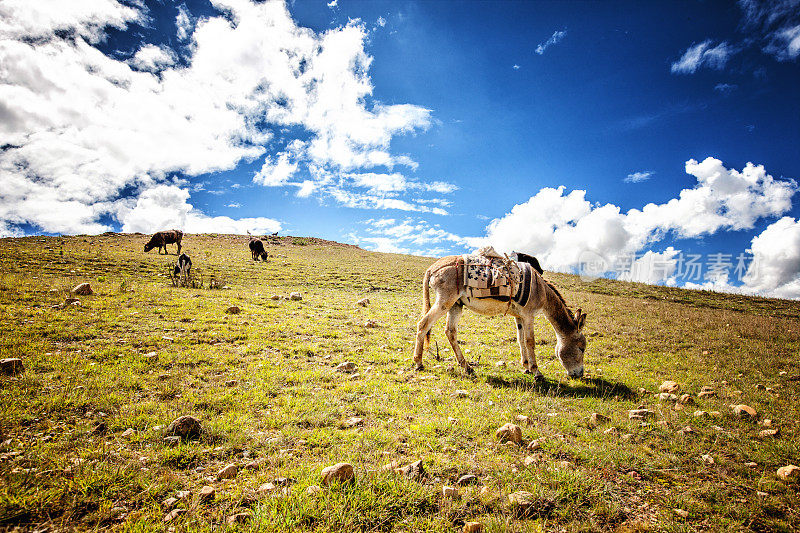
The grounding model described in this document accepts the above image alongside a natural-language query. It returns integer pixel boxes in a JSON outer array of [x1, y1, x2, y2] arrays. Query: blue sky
[[1, 0, 799, 297]]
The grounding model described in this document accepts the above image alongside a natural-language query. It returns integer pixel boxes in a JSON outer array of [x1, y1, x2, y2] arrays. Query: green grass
[[0, 233, 799, 531]]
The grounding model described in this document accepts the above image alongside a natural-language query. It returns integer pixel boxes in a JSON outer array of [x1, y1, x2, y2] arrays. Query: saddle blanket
[[462, 248, 533, 306]]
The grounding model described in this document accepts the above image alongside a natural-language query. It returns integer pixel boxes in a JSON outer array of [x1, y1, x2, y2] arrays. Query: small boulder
[[463, 522, 483, 533], [628, 409, 654, 420], [456, 474, 479, 486], [164, 436, 181, 447], [121, 428, 135, 438], [442, 485, 458, 499], [270, 295, 281, 300], [321, 462, 355, 485], [508, 491, 536, 516], [163, 508, 186, 523], [225, 306, 241, 314], [777, 465, 800, 481], [199, 485, 215, 503], [657, 392, 678, 401], [679, 394, 694, 405], [258, 482, 276, 494], [166, 415, 202, 440], [399, 460, 425, 481], [452, 390, 469, 398], [225, 380, 238, 387], [336, 362, 356, 373], [71, 283, 93, 296], [701, 454, 715, 465], [496, 423, 523, 444], [698, 388, 716, 399], [759, 428, 779, 438], [674, 509, 689, 518], [290, 292, 302, 301], [306, 485, 322, 496], [588, 413, 611, 427], [343, 416, 364, 428], [495, 360, 506, 368], [0, 358, 24, 376], [659, 380, 680, 394], [364, 319, 378, 328], [515, 414, 532, 426], [217, 463, 238, 480], [356, 298, 370, 307], [162, 497, 178, 509], [730, 404, 757, 418], [227, 512, 252, 525]]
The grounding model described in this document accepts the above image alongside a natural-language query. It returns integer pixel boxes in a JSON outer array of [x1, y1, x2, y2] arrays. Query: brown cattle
[[144, 230, 183, 255]]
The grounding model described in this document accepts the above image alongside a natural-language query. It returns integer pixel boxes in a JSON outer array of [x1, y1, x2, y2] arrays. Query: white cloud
[[535, 30, 566, 55], [671, 40, 734, 74], [512, 64, 520, 70], [296, 180, 316, 197], [714, 83, 738, 94], [741, 217, 800, 299], [120, 185, 280, 235], [376, 16, 386, 27], [129, 44, 176, 72], [226, 202, 241, 208], [617, 248, 680, 285], [478, 157, 797, 278], [765, 23, 800, 60], [351, 217, 469, 256], [327, 0, 338, 8], [0, 0, 433, 235], [624, 171, 653, 183]]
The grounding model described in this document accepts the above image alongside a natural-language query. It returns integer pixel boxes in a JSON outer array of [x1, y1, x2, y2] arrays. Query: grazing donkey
[[413, 252, 587, 378], [144, 230, 182, 255], [248, 238, 268, 261]]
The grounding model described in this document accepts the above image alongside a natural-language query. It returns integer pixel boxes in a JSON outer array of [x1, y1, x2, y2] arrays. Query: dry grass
[[0, 233, 798, 532]]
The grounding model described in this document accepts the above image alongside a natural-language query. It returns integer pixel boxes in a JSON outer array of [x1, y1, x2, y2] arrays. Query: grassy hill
[[0, 233, 798, 532]]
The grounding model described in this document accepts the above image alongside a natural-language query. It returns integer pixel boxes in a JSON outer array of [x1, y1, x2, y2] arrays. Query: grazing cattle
[[413, 248, 586, 378], [144, 230, 182, 255], [173, 253, 192, 279], [249, 238, 268, 261]]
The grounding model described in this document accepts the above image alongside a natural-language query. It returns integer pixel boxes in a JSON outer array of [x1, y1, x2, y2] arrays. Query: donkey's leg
[[515, 318, 529, 371], [445, 305, 472, 374], [413, 301, 450, 370], [522, 318, 543, 378]]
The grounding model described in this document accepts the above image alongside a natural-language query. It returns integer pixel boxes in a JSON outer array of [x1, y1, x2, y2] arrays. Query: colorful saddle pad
[[462, 253, 533, 306]]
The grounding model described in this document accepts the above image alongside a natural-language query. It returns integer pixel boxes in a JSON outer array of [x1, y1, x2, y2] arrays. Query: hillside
[[1, 233, 799, 532]]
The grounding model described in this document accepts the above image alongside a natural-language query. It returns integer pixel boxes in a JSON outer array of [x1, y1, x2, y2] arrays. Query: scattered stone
[[673, 403, 684, 411], [71, 283, 93, 295], [761, 419, 772, 427], [731, 404, 757, 419], [176, 490, 191, 500], [659, 380, 680, 394], [657, 392, 678, 401], [456, 474, 479, 486], [199, 485, 215, 502], [515, 415, 532, 426], [91, 421, 107, 435], [164, 436, 181, 446], [628, 409, 654, 420], [621, 433, 634, 441], [225, 306, 241, 314], [356, 298, 370, 307], [523, 454, 542, 466], [162, 497, 178, 509], [588, 413, 611, 427], [306, 485, 322, 496], [442, 485, 458, 499], [757, 491, 768, 497], [163, 508, 186, 523], [399, 460, 425, 481], [463, 522, 483, 533], [0, 358, 24, 375], [496, 423, 523, 444], [698, 388, 716, 399], [745, 462, 757, 468], [343, 417, 364, 428], [674, 509, 689, 518], [777, 465, 800, 481], [335, 362, 356, 373], [679, 394, 695, 405], [166, 415, 202, 440], [495, 360, 506, 368], [270, 295, 280, 300], [452, 390, 469, 398], [759, 428, 779, 438], [364, 319, 378, 328], [290, 292, 302, 301], [217, 463, 238, 480], [321, 462, 355, 486], [110, 506, 128, 517], [227, 512, 252, 525], [709, 411, 722, 418], [508, 491, 536, 515], [755, 383, 766, 390], [603, 426, 619, 435], [677, 425, 695, 436], [258, 482, 276, 494], [121, 428, 135, 438], [693, 410, 708, 418]]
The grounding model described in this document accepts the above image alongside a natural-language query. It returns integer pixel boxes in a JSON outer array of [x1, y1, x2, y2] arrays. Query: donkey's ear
[[576, 308, 586, 330]]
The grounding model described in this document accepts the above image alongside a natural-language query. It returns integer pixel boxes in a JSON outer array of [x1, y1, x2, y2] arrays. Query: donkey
[[413, 255, 587, 378]]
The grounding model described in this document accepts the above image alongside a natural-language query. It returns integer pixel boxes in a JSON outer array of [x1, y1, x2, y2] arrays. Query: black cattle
[[173, 253, 192, 278], [249, 238, 268, 261]]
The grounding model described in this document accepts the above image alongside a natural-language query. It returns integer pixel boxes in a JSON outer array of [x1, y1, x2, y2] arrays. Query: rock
[[162, 497, 178, 509], [335, 362, 356, 373], [290, 292, 302, 301], [463, 522, 483, 533], [442, 485, 458, 499], [227, 512, 252, 525], [399, 460, 425, 481], [163, 508, 186, 523], [495, 360, 506, 368], [321, 462, 355, 485], [270, 295, 280, 300], [588, 413, 611, 427], [121, 428, 135, 438], [515, 415, 532, 426], [0, 358, 24, 375], [698, 389, 716, 399], [164, 436, 181, 446], [730, 404, 757, 418], [306, 485, 322, 496], [621, 433, 634, 441], [659, 380, 680, 394], [603, 426, 619, 435], [217, 463, 238, 480], [674, 508, 689, 518], [693, 410, 708, 418], [657, 392, 678, 401], [679, 394, 695, 405], [452, 390, 469, 398], [628, 409, 654, 420], [761, 419, 772, 427], [759, 428, 779, 438], [673, 403, 684, 411], [495, 423, 523, 444], [701, 454, 715, 465], [166, 415, 202, 440], [776, 465, 800, 481], [225, 379, 237, 387], [258, 482, 276, 494], [508, 491, 536, 515], [755, 383, 766, 390], [199, 485, 215, 502], [364, 319, 378, 328], [225, 306, 241, 314], [91, 421, 107, 435], [176, 490, 191, 500], [356, 298, 370, 307], [343, 417, 364, 428], [523, 454, 541, 466], [71, 283, 93, 295], [456, 474, 479, 486], [744, 462, 757, 468]]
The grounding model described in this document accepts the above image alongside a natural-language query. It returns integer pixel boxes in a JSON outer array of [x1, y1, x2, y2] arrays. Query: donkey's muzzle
[[568, 366, 584, 379]]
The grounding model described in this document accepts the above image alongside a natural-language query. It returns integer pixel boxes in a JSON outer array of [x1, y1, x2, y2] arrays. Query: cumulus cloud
[[617, 248, 680, 285], [0, 0, 435, 235], [624, 171, 653, 183], [671, 40, 735, 74], [478, 157, 797, 278], [120, 185, 280, 235], [741, 217, 800, 298], [535, 30, 567, 55], [351, 217, 469, 256]]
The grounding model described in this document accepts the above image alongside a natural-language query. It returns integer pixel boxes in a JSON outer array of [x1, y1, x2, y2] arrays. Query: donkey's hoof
[[413, 363, 424, 371]]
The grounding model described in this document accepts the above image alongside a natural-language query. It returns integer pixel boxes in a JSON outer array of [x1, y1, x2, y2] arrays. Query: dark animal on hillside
[[173, 253, 192, 279], [249, 238, 268, 261], [144, 230, 182, 255], [511, 251, 544, 275]]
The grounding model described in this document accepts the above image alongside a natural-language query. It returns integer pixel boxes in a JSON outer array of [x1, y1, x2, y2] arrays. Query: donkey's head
[[556, 308, 587, 378]]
